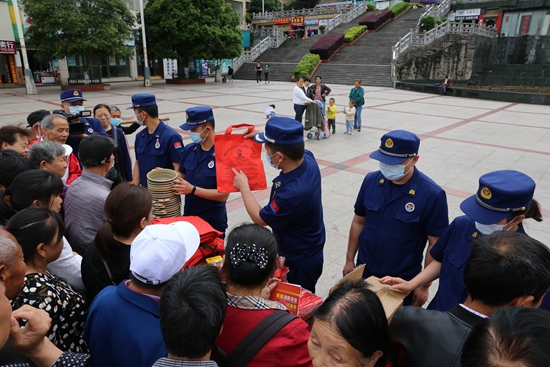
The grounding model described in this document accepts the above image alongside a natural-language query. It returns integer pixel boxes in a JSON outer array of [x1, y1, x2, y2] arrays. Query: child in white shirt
[[344, 101, 356, 135], [265, 104, 276, 119]]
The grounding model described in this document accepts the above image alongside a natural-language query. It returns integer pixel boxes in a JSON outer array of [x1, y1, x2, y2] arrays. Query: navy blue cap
[[60, 89, 86, 103], [369, 130, 420, 164], [460, 170, 535, 225], [179, 106, 214, 131], [127, 94, 157, 110], [254, 117, 304, 146]]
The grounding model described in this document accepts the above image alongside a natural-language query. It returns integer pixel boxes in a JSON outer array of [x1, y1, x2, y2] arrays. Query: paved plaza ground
[[2, 80, 550, 299]]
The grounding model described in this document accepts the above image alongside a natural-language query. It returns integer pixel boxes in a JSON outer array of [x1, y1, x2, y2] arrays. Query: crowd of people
[[0, 86, 548, 367]]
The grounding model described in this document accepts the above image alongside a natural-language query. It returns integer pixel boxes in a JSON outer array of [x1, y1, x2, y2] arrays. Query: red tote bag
[[214, 124, 267, 193]]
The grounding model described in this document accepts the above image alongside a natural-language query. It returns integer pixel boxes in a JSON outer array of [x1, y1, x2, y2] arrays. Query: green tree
[[249, 0, 280, 13], [21, 0, 135, 76], [144, 0, 242, 64]]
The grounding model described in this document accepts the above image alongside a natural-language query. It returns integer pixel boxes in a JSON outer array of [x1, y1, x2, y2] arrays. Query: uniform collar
[[449, 304, 487, 327], [277, 156, 307, 186], [117, 281, 160, 317], [378, 168, 421, 201]]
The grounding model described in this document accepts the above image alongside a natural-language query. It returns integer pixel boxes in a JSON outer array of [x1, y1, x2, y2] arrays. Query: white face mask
[[69, 105, 84, 115], [475, 216, 518, 235]]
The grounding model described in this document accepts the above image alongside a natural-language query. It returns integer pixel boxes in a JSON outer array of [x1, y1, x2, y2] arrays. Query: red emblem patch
[[270, 199, 279, 213], [173, 142, 182, 149]]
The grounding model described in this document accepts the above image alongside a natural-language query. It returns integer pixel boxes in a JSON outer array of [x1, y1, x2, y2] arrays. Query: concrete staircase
[[235, 7, 423, 86], [234, 11, 368, 82], [317, 7, 423, 87]]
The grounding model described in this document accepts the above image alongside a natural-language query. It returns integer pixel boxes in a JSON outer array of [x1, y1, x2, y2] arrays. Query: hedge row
[[309, 33, 344, 60], [344, 25, 367, 43], [293, 53, 321, 78], [358, 10, 392, 30], [391, 2, 408, 17]]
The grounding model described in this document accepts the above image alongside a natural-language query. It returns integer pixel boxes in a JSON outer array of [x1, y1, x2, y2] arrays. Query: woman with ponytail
[[216, 223, 313, 367], [81, 183, 153, 302]]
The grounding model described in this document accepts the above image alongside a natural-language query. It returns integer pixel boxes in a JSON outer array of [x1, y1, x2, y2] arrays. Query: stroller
[[304, 100, 330, 140]]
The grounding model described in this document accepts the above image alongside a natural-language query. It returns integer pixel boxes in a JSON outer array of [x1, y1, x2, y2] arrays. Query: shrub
[[358, 10, 392, 30], [366, 2, 375, 11], [344, 25, 367, 43], [391, 2, 408, 17], [293, 53, 320, 78], [309, 34, 344, 60], [318, 25, 326, 33], [420, 15, 436, 31], [409, 2, 425, 7]]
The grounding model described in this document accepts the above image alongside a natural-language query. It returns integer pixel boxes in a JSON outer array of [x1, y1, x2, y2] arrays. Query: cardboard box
[[330, 264, 409, 322], [365, 275, 409, 323]]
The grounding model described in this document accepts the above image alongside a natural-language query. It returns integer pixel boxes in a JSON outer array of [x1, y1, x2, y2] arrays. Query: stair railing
[[232, 30, 286, 73], [327, 14, 343, 32], [391, 20, 497, 82], [342, 2, 367, 23], [252, 4, 355, 20], [417, 0, 451, 26]]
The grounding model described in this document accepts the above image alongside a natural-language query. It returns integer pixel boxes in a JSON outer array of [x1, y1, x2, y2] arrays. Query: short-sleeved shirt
[[259, 150, 325, 263], [11, 272, 88, 353], [134, 121, 183, 187], [428, 215, 526, 312], [354, 169, 448, 280], [66, 117, 108, 160], [178, 143, 227, 233]]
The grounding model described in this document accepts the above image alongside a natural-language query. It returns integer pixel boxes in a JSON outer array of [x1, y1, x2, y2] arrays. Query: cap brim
[[63, 97, 87, 102], [178, 123, 196, 131], [460, 195, 510, 225], [369, 150, 408, 165], [170, 222, 201, 263], [126, 105, 136, 110], [254, 132, 269, 144]]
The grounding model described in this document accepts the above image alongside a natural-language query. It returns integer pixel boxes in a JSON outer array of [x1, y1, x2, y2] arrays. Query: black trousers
[[294, 104, 306, 123]]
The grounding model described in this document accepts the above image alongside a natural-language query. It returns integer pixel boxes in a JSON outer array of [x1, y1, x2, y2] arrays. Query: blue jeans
[[346, 119, 354, 132], [354, 105, 363, 128]]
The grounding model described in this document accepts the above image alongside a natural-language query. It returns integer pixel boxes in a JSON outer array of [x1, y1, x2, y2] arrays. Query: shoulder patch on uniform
[[270, 199, 279, 213], [174, 142, 183, 149]]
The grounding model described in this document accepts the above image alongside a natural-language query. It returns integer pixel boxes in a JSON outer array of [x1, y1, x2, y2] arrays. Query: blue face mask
[[379, 159, 412, 181], [110, 118, 122, 127], [190, 127, 208, 144], [69, 105, 84, 115], [265, 151, 279, 169], [134, 112, 144, 126]]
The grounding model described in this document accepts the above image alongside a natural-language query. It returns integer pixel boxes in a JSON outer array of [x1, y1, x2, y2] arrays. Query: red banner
[[0, 41, 16, 55], [274, 16, 304, 25], [8, 55, 17, 84]]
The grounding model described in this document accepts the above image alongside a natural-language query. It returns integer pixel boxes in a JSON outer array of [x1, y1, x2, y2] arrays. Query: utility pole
[[12, 0, 37, 94], [139, 0, 151, 87]]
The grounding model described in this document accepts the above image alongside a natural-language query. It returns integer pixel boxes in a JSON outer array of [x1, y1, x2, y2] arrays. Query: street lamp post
[[12, 0, 37, 95], [139, 0, 151, 87]]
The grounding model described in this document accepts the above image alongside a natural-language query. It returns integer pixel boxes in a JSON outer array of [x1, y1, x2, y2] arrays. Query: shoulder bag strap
[[102, 260, 117, 286], [228, 310, 297, 367]]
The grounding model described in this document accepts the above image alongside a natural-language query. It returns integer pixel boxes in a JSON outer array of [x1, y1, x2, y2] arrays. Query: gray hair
[[41, 114, 67, 131], [110, 106, 121, 113], [0, 235, 20, 269], [27, 141, 66, 168]]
